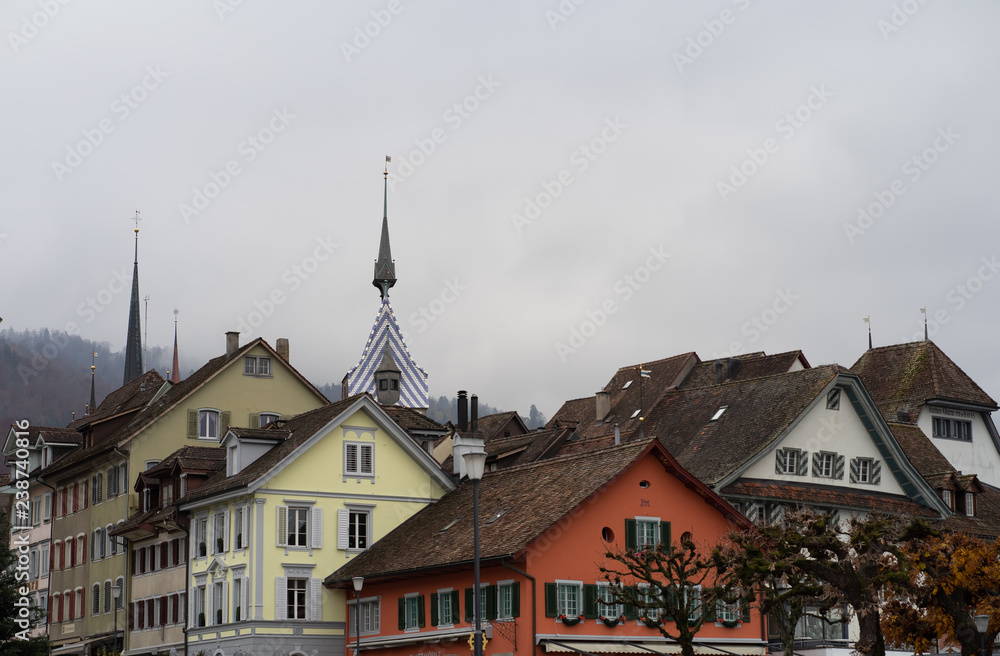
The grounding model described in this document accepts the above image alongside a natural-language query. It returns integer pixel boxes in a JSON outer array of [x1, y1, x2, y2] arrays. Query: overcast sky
[[3, 0, 999, 418]]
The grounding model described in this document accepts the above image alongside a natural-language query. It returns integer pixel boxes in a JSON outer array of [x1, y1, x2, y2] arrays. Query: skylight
[[622, 380, 633, 389], [485, 508, 510, 525], [710, 406, 728, 422], [630, 409, 640, 419], [439, 515, 464, 532]]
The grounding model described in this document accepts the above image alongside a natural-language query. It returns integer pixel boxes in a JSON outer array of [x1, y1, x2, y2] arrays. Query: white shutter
[[310, 578, 322, 621], [222, 581, 229, 624], [224, 511, 231, 552], [189, 587, 196, 627], [337, 509, 349, 550], [275, 578, 287, 621], [190, 527, 197, 559], [205, 584, 213, 626], [311, 507, 324, 549], [276, 506, 288, 547], [239, 577, 247, 622]]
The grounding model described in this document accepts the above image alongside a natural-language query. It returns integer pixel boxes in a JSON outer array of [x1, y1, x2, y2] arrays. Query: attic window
[[603, 414, 615, 424], [710, 406, 727, 422], [439, 516, 464, 533], [629, 410, 640, 419], [484, 508, 509, 525], [827, 389, 841, 411], [622, 380, 633, 390]]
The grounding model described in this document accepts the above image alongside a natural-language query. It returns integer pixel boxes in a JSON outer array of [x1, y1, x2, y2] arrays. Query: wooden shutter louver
[[188, 410, 198, 438]]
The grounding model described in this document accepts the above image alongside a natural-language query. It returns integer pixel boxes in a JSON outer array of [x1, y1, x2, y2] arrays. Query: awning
[[543, 641, 766, 656]]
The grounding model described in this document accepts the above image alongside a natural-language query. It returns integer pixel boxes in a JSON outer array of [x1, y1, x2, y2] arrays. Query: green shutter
[[417, 595, 425, 628], [544, 583, 557, 617], [220, 411, 231, 436], [583, 584, 598, 619], [625, 519, 637, 550], [485, 585, 497, 620], [705, 599, 716, 622], [430, 593, 439, 627], [741, 600, 751, 623], [465, 588, 474, 622], [660, 521, 671, 549], [398, 597, 405, 630], [187, 410, 198, 438], [451, 591, 461, 624], [624, 586, 638, 620], [663, 587, 676, 621], [511, 582, 520, 618]]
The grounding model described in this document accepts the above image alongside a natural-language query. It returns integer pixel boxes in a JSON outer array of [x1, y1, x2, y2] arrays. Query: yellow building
[[178, 394, 455, 656], [42, 333, 328, 656]]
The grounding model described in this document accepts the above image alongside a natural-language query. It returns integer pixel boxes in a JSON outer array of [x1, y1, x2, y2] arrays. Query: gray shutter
[[871, 460, 882, 485], [310, 578, 322, 621], [222, 581, 229, 624], [834, 454, 845, 480], [849, 458, 859, 484], [276, 506, 287, 547], [239, 577, 247, 622], [775, 449, 786, 474], [811, 452, 822, 477], [768, 503, 784, 526], [220, 411, 231, 435], [311, 507, 323, 549], [337, 509, 349, 550], [275, 578, 287, 621], [189, 587, 196, 627], [796, 451, 808, 476], [205, 584, 213, 626], [188, 410, 198, 438], [250, 412, 260, 428]]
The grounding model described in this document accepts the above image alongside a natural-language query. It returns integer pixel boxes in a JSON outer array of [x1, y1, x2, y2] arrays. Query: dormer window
[[933, 417, 972, 441], [965, 492, 976, 517], [227, 444, 239, 476], [941, 489, 953, 509]]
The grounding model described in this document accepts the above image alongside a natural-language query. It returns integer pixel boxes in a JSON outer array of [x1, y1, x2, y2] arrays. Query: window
[[234, 506, 247, 550], [288, 508, 308, 547], [259, 412, 279, 427], [684, 586, 702, 622], [596, 583, 622, 621], [966, 492, 976, 517], [716, 599, 740, 624], [637, 520, 658, 548], [638, 583, 660, 621], [31, 496, 41, 526], [199, 410, 220, 439], [812, 451, 842, 479], [107, 525, 116, 556], [228, 445, 238, 476], [498, 582, 518, 620], [214, 581, 224, 625], [244, 356, 272, 377], [344, 509, 370, 550], [402, 594, 423, 630], [77, 534, 86, 564], [115, 577, 124, 610], [194, 517, 208, 558], [92, 473, 103, 504], [28, 549, 38, 580], [827, 389, 841, 410], [933, 417, 972, 441], [39, 544, 49, 577], [850, 457, 881, 485], [76, 589, 84, 619], [625, 518, 669, 551], [287, 579, 307, 620], [43, 492, 52, 523], [557, 582, 582, 619], [350, 598, 380, 635], [435, 589, 457, 626], [710, 406, 727, 421], [195, 586, 206, 627], [344, 442, 374, 476], [776, 448, 807, 476], [108, 465, 119, 496], [213, 512, 228, 554], [233, 578, 242, 622]]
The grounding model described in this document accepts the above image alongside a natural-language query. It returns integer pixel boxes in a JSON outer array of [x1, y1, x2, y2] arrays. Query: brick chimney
[[276, 338, 289, 362], [226, 331, 240, 359], [596, 390, 611, 421]]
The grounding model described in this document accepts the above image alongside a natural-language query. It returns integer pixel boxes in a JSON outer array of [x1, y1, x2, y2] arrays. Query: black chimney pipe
[[471, 394, 479, 432], [458, 390, 468, 431]]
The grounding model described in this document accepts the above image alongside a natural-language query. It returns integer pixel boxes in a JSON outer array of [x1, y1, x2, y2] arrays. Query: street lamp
[[974, 614, 990, 656], [353, 577, 365, 656], [463, 449, 488, 656], [112, 583, 122, 656]]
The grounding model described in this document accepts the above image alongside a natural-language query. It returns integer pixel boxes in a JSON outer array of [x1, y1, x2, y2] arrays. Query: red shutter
[[83, 480, 88, 508], [139, 548, 146, 574], [72, 483, 78, 513], [128, 602, 134, 631], [59, 543, 65, 569], [57, 595, 63, 622], [172, 539, 179, 566], [131, 550, 137, 575], [47, 595, 52, 620], [160, 596, 168, 626], [68, 538, 75, 567], [161, 542, 169, 569], [68, 592, 75, 620]]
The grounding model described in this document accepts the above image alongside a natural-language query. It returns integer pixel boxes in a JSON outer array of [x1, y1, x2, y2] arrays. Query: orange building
[[325, 439, 764, 656]]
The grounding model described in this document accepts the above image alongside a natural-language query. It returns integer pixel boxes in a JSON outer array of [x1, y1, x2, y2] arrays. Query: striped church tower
[[342, 160, 429, 409]]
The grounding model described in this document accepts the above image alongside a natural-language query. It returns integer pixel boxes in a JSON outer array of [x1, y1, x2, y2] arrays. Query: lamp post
[[463, 449, 488, 656], [353, 577, 365, 656], [112, 583, 122, 656], [974, 614, 990, 656]]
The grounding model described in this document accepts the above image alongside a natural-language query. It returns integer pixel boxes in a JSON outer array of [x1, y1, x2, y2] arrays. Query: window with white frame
[[596, 582, 622, 620], [716, 599, 740, 623], [344, 442, 374, 476], [403, 594, 422, 630], [43, 492, 52, 523], [498, 582, 517, 620], [115, 577, 124, 611], [966, 492, 976, 517], [850, 457, 881, 485], [199, 410, 220, 439], [639, 583, 660, 621], [213, 581, 224, 625], [244, 356, 272, 377], [77, 535, 86, 563], [636, 519, 659, 549], [106, 525, 115, 556], [337, 507, 371, 551], [277, 504, 323, 549], [213, 512, 228, 554], [31, 496, 41, 527], [436, 589, 455, 626], [776, 448, 806, 476], [349, 597, 380, 635], [194, 585, 206, 627], [684, 586, 702, 622], [194, 517, 208, 558], [28, 548, 38, 580], [258, 412, 280, 427], [39, 543, 49, 577], [933, 417, 972, 441], [287, 508, 308, 547], [233, 578, 242, 622], [287, 578, 307, 620], [814, 452, 835, 478], [234, 506, 247, 550], [556, 581, 582, 619]]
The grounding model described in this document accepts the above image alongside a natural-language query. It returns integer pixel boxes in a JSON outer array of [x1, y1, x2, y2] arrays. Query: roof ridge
[[679, 361, 841, 390], [486, 438, 652, 476]]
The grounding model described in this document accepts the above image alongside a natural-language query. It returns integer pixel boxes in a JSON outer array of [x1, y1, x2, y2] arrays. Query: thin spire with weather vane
[[170, 309, 180, 384], [123, 210, 144, 384], [373, 156, 397, 300], [89, 351, 97, 415], [920, 307, 928, 341], [863, 316, 872, 350]]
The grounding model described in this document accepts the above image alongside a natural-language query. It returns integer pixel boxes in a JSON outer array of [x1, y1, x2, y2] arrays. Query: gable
[[915, 405, 1000, 487]]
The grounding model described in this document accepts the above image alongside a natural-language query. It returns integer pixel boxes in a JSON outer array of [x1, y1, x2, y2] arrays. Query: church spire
[[170, 309, 180, 384], [123, 211, 144, 384], [88, 350, 97, 414], [372, 157, 397, 299]]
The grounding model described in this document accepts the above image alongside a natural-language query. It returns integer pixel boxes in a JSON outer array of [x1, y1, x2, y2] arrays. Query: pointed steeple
[[88, 351, 97, 415], [170, 309, 180, 384], [123, 211, 144, 384], [373, 158, 397, 299]]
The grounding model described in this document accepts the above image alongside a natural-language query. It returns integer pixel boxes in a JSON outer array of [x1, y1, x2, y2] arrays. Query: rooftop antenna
[[863, 316, 872, 350], [920, 307, 928, 341]]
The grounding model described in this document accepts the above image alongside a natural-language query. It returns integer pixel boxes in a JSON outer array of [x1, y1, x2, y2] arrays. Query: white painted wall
[[916, 407, 1000, 486]]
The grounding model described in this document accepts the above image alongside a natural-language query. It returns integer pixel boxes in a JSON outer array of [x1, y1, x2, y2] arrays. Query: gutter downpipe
[[502, 561, 537, 656]]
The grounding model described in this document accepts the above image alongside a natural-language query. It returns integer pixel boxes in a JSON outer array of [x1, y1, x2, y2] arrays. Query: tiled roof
[[643, 365, 846, 485], [476, 412, 527, 442], [943, 484, 1000, 539], [327, 440, 714, 584], [887, 422, 956, 478], [142, 445, 226, 480], [381, 405, 448, 434], [41, 338, 297, 480], [676, 350, 809, 389], [178, 396, 362, 505], [721, 479, 939, 518], [66, 369, 165, 431], [24, 426, 83, 445], [851, 341, 997, 424]]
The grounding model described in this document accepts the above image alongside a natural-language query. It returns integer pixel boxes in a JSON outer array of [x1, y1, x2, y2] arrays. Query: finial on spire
[[132, 210, 141, 261], [170, 309, 180, 384], [123, 213, 144, 384], [89, 351, 97, 414], [863, 316, 872, 350], [920, 307, 928, 341], [373, 157, 397, 300]]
